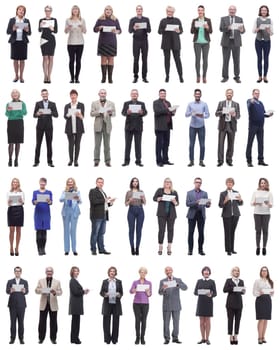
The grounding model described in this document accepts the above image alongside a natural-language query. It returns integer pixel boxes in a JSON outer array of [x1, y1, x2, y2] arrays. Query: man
[[158, 6, 183, 83], [129, 5, 151, 83], [185, 89, 209, 167], [6, 266, 29, 344], [186, 177, 211, 255], [246, 89, 273, 167], [90, 89, 116, 167], [153, 89, 176, 167], [215, 88, 240, 166], [121, 89, 147, 166], [35, 267, 62, 344], [220, 5, 245, 83], [89, 177, 116, 255], [33, 89, 58, 167], [158, 266, 187, 344]]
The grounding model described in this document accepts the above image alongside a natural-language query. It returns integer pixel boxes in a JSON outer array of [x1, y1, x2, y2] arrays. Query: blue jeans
[[127, 206, 144, 248], [255, 39, 271, 77], [90, 218, 106, 253], [245, 124, 264, 163], [63, 208, 78, 253], [189, 126, 205, 161]]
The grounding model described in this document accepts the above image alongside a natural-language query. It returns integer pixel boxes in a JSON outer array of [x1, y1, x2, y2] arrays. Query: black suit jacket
[[33, 100, 58, 130], [69, 278, 84, 315], [89, 187, 112, 220], [223, 278, 245, 309], [190, 17, 212, 42], [158, 17, 183, 50], [100, 279, 123, 316], [122, 100, 147, 132], [7, 17, 31, 44], [219, 190, 243, 218], [153, 188, 179, 218], [64, 102, 85, 134], [6, 278, 29, 308], [153, 99, 173, 131], [215, 100, 240, 132]]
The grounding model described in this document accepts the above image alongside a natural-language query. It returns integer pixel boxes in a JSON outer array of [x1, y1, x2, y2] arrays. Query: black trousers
[[223, 216, 239, 253], [133, 39, 148, 79], [163, 49, 183, 78], [246, 124, 264, 163], [67, 45, 84, 80], [34, 127, 53, 164], [36, 230, 47, 252], [188, 211, 205, 252], [155, 130, 170, 164], [133, 303, 149, 338], [103, 305, 120, 344], [227, 307, 242, 335], [67, 133, 82, 162], [38, 303, 57, 341], [254, 214, 270, 248], [217, 129, 236, 163], [71, 315, 80, 342], [10, 307, 25, 340], [124, 130, 142, 164], [158, 216, 175, 244]]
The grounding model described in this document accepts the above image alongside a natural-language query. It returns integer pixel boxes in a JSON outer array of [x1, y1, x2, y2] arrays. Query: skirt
[[11, 41, 27, 60], [41, 35, 56, 56], [256, 295, 272, 320], [98, 43, 117, 57], [8, 206, 24, 227], [7, 119, 24, 143]]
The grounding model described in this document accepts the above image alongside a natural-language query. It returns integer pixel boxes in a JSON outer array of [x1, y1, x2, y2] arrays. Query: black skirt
[[11, 41, 27, 60], [8, 206, 24, 227], [41, 34, 56, 56], [7, 119, 24, 144], [256, 294, 272, 320], [98, 43, 117, 57]]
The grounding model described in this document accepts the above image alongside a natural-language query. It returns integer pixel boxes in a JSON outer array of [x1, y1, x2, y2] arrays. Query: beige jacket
[[90, 100, 116, 133], [35, 278, 62, 311]]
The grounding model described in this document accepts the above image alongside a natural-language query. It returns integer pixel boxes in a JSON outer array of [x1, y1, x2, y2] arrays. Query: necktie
[[230, 16, 234, 39]]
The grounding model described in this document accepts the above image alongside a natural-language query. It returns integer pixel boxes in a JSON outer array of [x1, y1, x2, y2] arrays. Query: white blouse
[[253, 278, 273, 297]]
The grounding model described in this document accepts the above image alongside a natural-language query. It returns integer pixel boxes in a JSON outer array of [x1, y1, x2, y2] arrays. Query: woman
[[153, 178, 179, 255], [64, 89, 85, 166], [69, 266, 89, 344], [219, 178, 243, 255], [129, 267, 152, 345], [253, 266, 274, 344], [38, 5, 58, 83], [94, 5, 121, 83], [100, 266, 123, 344], [32, 177, 52, 255], [253, 5, 273, 83], [194, 266, 217, 345], [251, 178, 273, 255], [65, 5, 86, 83], [5, 89, 27, 166], [190, 5, 212, 83], [223, 267, 246, 345], [7, 5, 31, 82], [7, 178, 24, 256], [125, 177, 146, 255], [60, 178, 81, 256]]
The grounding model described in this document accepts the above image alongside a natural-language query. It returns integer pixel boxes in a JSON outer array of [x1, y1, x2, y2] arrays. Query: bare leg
[[15, 227, 21, 254], [19, 60, 25, 81], [262, 320, 268, 341], [48, 56, 54, 81], [9, 227, 15, 253], [257, 320, 264, 341], [13, 60, 19, 80], [43, 56, 48, 81], [205, 318, 211, 340], [199, 317, 206, 340]]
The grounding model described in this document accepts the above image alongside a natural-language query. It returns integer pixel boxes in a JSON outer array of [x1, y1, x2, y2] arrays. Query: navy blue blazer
[[6, 278, 29, 308]]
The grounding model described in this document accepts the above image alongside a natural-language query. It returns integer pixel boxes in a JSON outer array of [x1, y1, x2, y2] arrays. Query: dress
[[39, 17, 58, 56], [194, 279, 217, 317], [7, 17, 31, 60], [94, 18, 121, 56], [6, 100, 27, 143], [32, 190, 52, 230], [7, 191, 24, 227]]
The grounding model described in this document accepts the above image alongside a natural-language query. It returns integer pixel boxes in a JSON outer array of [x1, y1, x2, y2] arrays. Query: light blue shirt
[[185, 100, 210, 128]]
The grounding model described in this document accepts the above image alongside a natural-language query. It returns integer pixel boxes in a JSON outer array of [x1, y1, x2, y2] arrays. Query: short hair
[[45, 266, 54, 273], [44, 5, 52, 11], [194, 177, 202, 183], [166, 6, 175, 12], [136, 5, 143, 10], [41, 89, 48, 93], [96, 177, 104, 183], [201, 266, 211, 275], [159, 89, 166, 94], [70, 89, 78, 96], [70, 266, 79, 277], [226, 177, 235, 185], [130, 177, 140, 190], [14, 266, 22, 272], [16, 5, 26, 16], [194, 88, 202, 94], [131, 89, 138, 94], [138, 266, 148, 274], [198, 5, 205, 10], [252, 89, 259, 94], [39, 177, 47, 184], [258, 5, 269, 17], [231, 266, 240, 276], [107, 266, 117, 276], [11, 89, 20, 98]]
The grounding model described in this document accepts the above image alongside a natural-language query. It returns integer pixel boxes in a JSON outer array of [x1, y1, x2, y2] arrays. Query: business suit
[[158, 277, 187, 342], [219, 190, 243, 253], [100, 279, 123, 344], [215, 100, 240, 165], [6, 278, 29, 342], [33, 100, 58, 165], [35, 277, 62, 342], [7, 17, 31, 60], [69, 278, 85, 343], [122, 100, 147, 165]]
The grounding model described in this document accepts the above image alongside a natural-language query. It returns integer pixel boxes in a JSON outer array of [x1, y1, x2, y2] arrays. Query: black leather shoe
[[131, 247, 135, 255], [73, 252, 78, 256], [122, 162, 129, 166], [232, 251, 237, 254], [99, 250, 111, 255], [135, 247, 139, 256], [38, 339, 44, 344], [105, 162, 111, 167], [91, 251, 97, 255], [197, 339, 205, 344], [247, 162, 253, 167], [217, 162, 223, 167], [262, 248, 267, 255], [135, 337, 140, 344], [71, 339, 81, 344], [48, 163, 55, 167], [94, 161, 99, 167], [136, 162, 144, 167], [165, 76, 169, 83], [142, 78, 149, 83], [140, 337, 145, 345], [70, 80, 74, 83], [9, 339, 15, 344], [164, 339, 170, 344], [188, 161, 194, 167], [179, 77, 184, 83], [258, 161, 268, 166], [233, 77, 241, 83], [188, 251, 193, 255], [19, 339, 24, 344], [33, 163, 39, 167], [14, 159, 18, 167], [227, 252, 232, 256], [74, 162, 78, 167], [133, 77, 138, 83], [205, 340, 211, 345], [172, 339, 182, 343], [51, 339, 57, 344], [226, 161, 233, 166], [164, 161, 174, 165], [199, 251, 206, 256], [68, 161, 73, 166], [157, 162, 163, 167], [221, 78, 228, 83], [75, 79, 80, 84], [256, 247, 260, 255], [199, 161, 206, 167], [65, 252, 69, 255]]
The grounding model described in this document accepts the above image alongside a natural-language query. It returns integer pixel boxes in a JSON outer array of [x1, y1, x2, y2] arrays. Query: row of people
[[7, 176, 273, 257], [5, 87, 273, 168], [6, 265, 274, 346], [7, 5, 273, 84]]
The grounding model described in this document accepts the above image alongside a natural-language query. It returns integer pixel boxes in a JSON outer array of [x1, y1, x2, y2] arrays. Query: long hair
[[163, 177, 173, 192], [65, 178, 78, 192], [258, 178, 269, 191], [260, 266, 273, 288], [99, 5, 117, 21], [130, 177, 140, 190], [10, 178, 22, 192], [70, 5, 81, 20]]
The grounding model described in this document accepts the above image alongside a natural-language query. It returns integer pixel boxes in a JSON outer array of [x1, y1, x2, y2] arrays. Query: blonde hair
[[65, 177, 78, 192], [11, 89, 20, 99], [44, 5, 52, 11], [10, 178, 22, 192], [99, 5, 117, 21], [231, 266, 240, 276], [138, 267, 148, 274], [163, 177, 174, 191], [70, 5, 81, 20]]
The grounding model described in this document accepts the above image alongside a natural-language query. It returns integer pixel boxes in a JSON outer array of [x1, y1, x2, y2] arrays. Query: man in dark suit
[[186, 177, 211, 255], [159, 266, 187, 344], [33, 89, 58, 167], [220, 6, 245, 83], [121, 89, 147, 166], [215, 89, 240, 166], [89, 177, 116, 255], [6, 266, 29, 344]]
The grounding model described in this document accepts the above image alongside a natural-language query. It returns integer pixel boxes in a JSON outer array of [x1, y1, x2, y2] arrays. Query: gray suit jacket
[[90, 100, 116, 133], [186, 189, 210, 219], [215, 100, 240, 132], [220, 15, 245, 47], [159, 277, 187, 312]]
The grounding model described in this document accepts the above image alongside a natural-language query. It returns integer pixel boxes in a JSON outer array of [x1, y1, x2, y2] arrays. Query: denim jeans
[[189, 126, 205, 161], [255, 39, 271, 77], [90, 218, 106, 252], [127, 206, 144, 248], [63, 207, 78, 253]]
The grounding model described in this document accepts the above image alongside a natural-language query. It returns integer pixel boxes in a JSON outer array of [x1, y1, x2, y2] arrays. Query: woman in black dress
[[39, 5, 58, 83], [194, 266, 217, 345], [6, 5, 31, 82]]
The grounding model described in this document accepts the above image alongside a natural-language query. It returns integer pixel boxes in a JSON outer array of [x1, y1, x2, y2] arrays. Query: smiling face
[[165, 266, 173, 278], [232, 267, 240, 278], [166, 6, 175, 17], [41, 90, 49, 101], [12, 178, 20, 190], [108, 268, 116, 279], [39, 180, 46, 190], [14, 267, 22, 279], [72, 268, 79, 278], [194, 178, 202, 190], [259, 179, 268, 190], [260, 267, 268, 279], [67, 178, 74, 189], [105, 6, 113, 17], [11, 89, 20, 101], [194, 90, 201, 102], [46, 267, 54, 278], [228, 5, 236, 16], [17, 6, 25, 18], [197, 6, 205, 18], [202, 268, 210, 278], [260, 6, 268, 17], [96, 178, 104, 189], [226, 179, 234, 190], [44, 7, 52, 18], [226, 89, 233, 101], [98, 89, 107, 101], [139, 269, 147, 279], [136, 5, 143, 17], [159, 90, 166, 100]]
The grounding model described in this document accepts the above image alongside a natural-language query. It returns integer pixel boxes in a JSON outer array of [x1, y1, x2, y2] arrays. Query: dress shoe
[[202, 77, 207, 83], [199, 251, 206, 256], [167, 249, 172, 255], [233, 77, 241, 83], [135, 337, 140, 344], [73, 252, 78, 256], [133, 77, 138, 83], [94, 161, 99, 167], [256, 247, 260, 256], [70, 80, 74, 83], [257, 77, 262, 83], [122, 162, 129, 166], [199, 160, 205, 167], [51, 339, 57, 344], [205, 340, 211, 345], [8, 159, 12, 166], [165, 76, 169, 83], [112, 340, 117, 344], [135, 247, 139, 256], [158, 250, 163, 255], [19, 339, 25, 344], [226, 161, 233, 166], [142, 78, 149, 83], [68, 161, 73, 166], [221, 78, 228, 83], [33, 162, 39, 167], [14, 159, 18, 167], [20, 79, 24, 83], [91, 250, 97, 255], [9, 339, 15, 344], [230, 340, 234, 345], [227, 252, 232, 256], [13, 78, 18, 82], [172, 339, 182, 343], [197, 339, 205, 344], [247, 162, 253, 167], [140, 337, 145, 345], [157, 162, 163, 167], [65, 252, 69, 255], [131, 247, 135, 255], [99, 250, 111, 255], [38, 339, 44, 344], [188, 161, 194, 167], [75, 79, 80, 84], [217, 161, 223, 167], [164, 339, 170, 344], [258, 339, 263, 344], [263, 77, 268, 83], [15, 250, 19, 256], [179, 76, 184, 83], [74, 162, 79, 167], [232, 251, 237, 254], [188, 251, 193, 255], [262, 247, 266, 255], [105, 162, 111, 167], [136, 162, 144, 167], [196, 76, 201, 83], [262, 339, 267, 343], [234, 340, 238, 345], [10, 251, 14, 256], [163, 161, 174, 165], [258, 161, 268, 166], [71, 339, 81, 344], [48, 163, 55, 167]]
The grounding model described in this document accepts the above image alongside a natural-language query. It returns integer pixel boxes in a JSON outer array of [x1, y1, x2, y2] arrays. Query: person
[[158, 6, 183, 83], [35, 267, 62, 344], [223, 266, 246, 345], [38, 5, 58, 83], [159, 266, 187, 344], [93, 5, 121, 83], [7, 5, 31, 83], [32, 177, 52, 255], [253, 266, 274, 344], [64, 89, 85, 166], [33, 89, 58, 167], [130, 267, 152, 344], [190, 5, 212, 83], [65, 5, 86, 83], [215, 88, 240, 166], [121, 89, 147, 166], [186, 177, 211, 255], [60, 178, 81, 256], [254, 6, 273, 83], [219, 178, 243, 255], [7, 178, 24, 256], [90, 89, 116, 167], [69, 266, 89, 344], [153, 178, 179, 255], [220, 5, 245, 83], [153, 89, 177, 166], [100, 266, 123, 344], [128, 5, 151, 83], [89, 177, 115, 255], [6, 266, 29, 344], [194, 266, 217, 345], [251, 178, 273, 255], [5, 89, 27, 167], [185, 89, 210, 167], [125, 177, 146, 255], [245, 89, 273, 167]]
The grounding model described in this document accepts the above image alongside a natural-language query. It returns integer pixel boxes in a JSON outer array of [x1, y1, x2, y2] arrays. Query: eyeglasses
[[46, 270, 53, 273]]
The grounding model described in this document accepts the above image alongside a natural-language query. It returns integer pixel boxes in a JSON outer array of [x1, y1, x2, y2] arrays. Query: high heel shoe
[[15, 249, 19, 256], [257, 77, 262, 83], [10, 251, 14, 256], [158, 250, 162, 255], [167, 249, 172, 255], [14, 159, 18, 167], [8, 159, 12, 167], [258, 338, 263, 344]]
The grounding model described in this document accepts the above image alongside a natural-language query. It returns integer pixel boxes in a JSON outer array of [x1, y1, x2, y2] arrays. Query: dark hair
[[259, 266, 273, 288], [70, 266, 79, 277], [258, 178, 269, 191], [14, 266, 22, 272], [194, 177, 202, 183], [258, 5, 269, 17], [201, 266, 211, 275], [130, 177, 140, 190], [159, 89, 166, 93], [107, 266, 117, 276], [198, 5, 205, 10], [194, 89, 202, 94], [16, 5, 26, 16], [70, 89, 78, 95], [96, 177, 104, 182], [39, 177, 47, 183], [226, 177, 235, 185], [41, 89, 48, 93]]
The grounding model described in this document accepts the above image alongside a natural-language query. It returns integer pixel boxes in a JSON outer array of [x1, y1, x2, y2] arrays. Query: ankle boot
[[131, 247, 135, 255], [135, 247, 139, 255], [107, 65, 114, 83], [101, 65, 107, 83]]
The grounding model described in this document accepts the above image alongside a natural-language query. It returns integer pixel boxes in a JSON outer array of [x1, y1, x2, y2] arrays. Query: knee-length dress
[[194, 278, 217, 317], [32, 189, 52, 230], [38, 17, 58, 56], [94, 17, 121, 56]]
